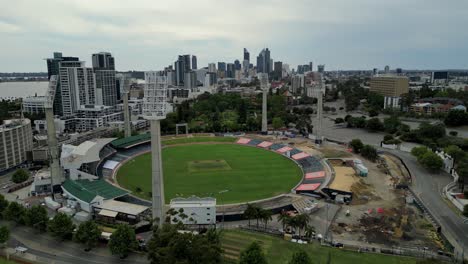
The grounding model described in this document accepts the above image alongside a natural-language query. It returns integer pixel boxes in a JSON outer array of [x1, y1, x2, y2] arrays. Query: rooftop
[[61, 138, 115, 169], [111, 133, 151, 149], [170, 196, 216, 207], [95, 199, 149, 216], [62, 179, 128, 203]]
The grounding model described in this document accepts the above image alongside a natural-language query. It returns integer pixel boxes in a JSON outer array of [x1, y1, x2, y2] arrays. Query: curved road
[[387, 150, 468, 258]]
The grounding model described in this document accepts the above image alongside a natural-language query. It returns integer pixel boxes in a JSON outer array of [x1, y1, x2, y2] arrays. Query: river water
[[0, 81, 48, 99]]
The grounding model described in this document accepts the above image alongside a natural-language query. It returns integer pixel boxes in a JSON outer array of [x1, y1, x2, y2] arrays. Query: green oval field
[[116, 144, 303, 204]]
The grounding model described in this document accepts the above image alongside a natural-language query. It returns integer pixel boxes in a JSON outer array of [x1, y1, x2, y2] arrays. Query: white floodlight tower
[[310, 72, 325, 144], [258, 73, 269, 133], [143, 71, 168, 226], [44, 75, 64, 195], [121, 76, 132, 138]]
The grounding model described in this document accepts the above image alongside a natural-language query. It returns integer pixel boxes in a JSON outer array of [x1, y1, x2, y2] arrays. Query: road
[[3, 222, 148, 264], [387, 150, 468, 258]]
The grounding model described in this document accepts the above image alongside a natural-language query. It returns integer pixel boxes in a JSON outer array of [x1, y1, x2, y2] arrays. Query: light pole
[[143, 72, 168, 227]]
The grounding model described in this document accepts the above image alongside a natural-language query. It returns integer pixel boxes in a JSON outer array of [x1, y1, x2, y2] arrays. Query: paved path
[[3, 222, 148, 264]]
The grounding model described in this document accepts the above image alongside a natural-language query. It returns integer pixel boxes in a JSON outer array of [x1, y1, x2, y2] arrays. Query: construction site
[[243, 134, 445, 251]]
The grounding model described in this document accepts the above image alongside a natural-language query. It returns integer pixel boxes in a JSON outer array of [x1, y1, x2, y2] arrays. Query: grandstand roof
[[296, 183, 321, 191], [62, 179, 128, 203], [111, 133, 151, 149], [61, 138, 115, 169]]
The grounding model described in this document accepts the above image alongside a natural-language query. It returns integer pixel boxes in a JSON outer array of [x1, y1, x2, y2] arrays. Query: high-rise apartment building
[[369, 76, 409, 97], [46, 52, 79, 116], [0, 119, 33, 172], [92, 52, 117, 106], [92, 52, 115, 69], [59, 61, 97, 116], [192, 55, 197, 70]]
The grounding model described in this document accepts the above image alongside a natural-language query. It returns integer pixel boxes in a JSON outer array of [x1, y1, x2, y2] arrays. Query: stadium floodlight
[[258, 73, 269, 133], [44, 75, 64, 197], [143, 71, 168, 225], [143, 72, 167, 120]]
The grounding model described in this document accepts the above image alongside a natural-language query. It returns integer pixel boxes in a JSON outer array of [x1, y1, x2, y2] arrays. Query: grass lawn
[[221, 229, 420, 264], [0, 258, 18, 264], [116, 143, 302, 204]]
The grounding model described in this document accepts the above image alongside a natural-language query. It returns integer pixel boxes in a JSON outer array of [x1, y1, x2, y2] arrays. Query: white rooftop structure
[[170, 196, 216, 225], [61, 138, 115, 170], [95, 199, 149, 216]]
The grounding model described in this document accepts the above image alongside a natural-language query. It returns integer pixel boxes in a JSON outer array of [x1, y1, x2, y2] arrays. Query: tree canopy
[[239, 241, 268, 264], [75, 220, 101, 251], [11, 169, 29, 184], [48, 213, 75, 240], [109, 224, 138, 258]]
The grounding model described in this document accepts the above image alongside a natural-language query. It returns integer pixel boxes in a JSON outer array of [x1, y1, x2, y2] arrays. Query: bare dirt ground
[[328, 149, 442, 250]]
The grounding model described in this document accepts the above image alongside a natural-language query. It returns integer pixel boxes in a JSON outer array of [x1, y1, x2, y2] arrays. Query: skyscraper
[[274, 61, 283, 80], [175, 56, 186, 86], [234, 60, 241, 71], [46, 52, 79, 116], [243, 48, 250, 62], [217, 62, 226, 72], [192, 55, 197, 70], [92, 52, 115, 70], [226, 63, 235, 78], [309, 62, 313, 72], [208, 63, 216, 73], [184, 71, 197, 90], [92, 52, 117, 106], [59, 61, 97, 116], [317, 64, 325, 73], [256, 48, 271, 74], [183, 55, 191, 71]]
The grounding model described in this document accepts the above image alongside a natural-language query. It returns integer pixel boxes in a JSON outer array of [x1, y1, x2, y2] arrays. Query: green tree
[[383, 116, 402, 134], [48, 213, 75, 240], [277, 212, 291, 232], [147, 224, 222, 264], [411, 146, 429, 159], [361, 145, 378, 162], [419, 151, 444, 171], [272, 117, 284, 130], [366, 118, 383, 132], [239, 242, 267, 264], [289, 250, 311, 264], [0, 194, 9, 216], [24, 205, 48, 232], [75, 220, 101, 251], [334, 118, 344, 124], [259, 209, 273, 230], [11, 169, 29, 184], [3, 201, 25, 224], [444, 145, 466, 165], [109, 224, 138, 258], [444, 110, 468, 127], [349, 139, 364, 153], [0, 226, 9, 244], [244, 204, 258, 227]]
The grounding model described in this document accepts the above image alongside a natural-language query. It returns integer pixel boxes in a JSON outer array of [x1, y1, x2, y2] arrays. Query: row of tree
[[349, 139, 379, 162], [410, 146, 444, 171], [239, 241, 323, 264], [0, 194, 140, 258]]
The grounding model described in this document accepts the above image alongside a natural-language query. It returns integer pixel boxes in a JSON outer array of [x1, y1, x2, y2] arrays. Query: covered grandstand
[[235, 137, 327, 196]]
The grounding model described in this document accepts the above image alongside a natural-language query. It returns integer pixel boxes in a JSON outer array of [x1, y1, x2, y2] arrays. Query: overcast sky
[[1, 0, 468, 72]]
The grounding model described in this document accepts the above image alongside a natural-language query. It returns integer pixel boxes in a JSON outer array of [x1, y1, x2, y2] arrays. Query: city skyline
[[1, 0, 468, 72]]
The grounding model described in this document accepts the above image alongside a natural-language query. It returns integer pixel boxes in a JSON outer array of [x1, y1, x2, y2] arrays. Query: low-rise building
[[169, 196, 216, 225], [22, 95, 46, 114]]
